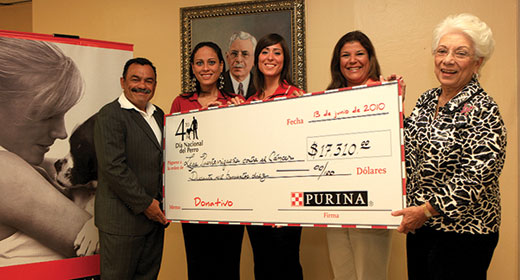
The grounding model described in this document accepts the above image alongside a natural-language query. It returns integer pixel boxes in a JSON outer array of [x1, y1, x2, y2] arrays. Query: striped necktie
[[238, 82, 244, 96]]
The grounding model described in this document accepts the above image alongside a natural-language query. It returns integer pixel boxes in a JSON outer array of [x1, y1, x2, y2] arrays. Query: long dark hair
[[253, 33, 293, 92], [186, 41, 233, 98], [327, 31, 381, 90]]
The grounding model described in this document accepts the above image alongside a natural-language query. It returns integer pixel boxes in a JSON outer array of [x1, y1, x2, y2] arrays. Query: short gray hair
[[432, 13, 495, 68], [0, 37, 84, 121], [228, 31, 257, 50]]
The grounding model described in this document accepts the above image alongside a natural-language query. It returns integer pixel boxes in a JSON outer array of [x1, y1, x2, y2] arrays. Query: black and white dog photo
[[54, 113, 97, 213]]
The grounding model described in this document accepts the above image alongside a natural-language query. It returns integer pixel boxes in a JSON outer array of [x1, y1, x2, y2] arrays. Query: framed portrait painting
[[180, 0, 306, 93]]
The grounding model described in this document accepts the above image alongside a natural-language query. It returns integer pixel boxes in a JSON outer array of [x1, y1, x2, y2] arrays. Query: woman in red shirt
[[170, 41, 244, 280], [326, 30, 404, 280], [247, 33, 303, 102], [171, 42, 243, 112], [246, 33, 304, 280]]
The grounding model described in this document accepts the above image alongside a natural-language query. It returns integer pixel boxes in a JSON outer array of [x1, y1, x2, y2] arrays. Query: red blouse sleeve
[[170, 95, 183, 114]]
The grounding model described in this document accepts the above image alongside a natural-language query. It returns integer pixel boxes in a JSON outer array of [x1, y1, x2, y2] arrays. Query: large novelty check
[[163, 82, 405, 228]]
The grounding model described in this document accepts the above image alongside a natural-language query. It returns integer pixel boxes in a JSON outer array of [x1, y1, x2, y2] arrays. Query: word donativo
[[194, 197, 233, 207]]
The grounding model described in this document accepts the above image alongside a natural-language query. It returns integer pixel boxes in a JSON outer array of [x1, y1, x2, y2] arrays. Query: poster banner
[[0, 30, 132, 279], [164, 82, 406, 228]]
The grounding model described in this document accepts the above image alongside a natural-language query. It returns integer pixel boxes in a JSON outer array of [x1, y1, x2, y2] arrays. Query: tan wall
[[0, 2, 32, 32], [27, 0, 518, 279]]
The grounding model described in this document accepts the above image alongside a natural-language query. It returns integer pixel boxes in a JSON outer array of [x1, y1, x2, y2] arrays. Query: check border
[[163, 81, 406, 229]]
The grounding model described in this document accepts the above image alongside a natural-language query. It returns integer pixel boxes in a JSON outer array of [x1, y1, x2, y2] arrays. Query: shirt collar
[[250, 81, 290, 101], [118, 92, 156, 116], [440, 77, 481, 112], [230, 73, 251, 92], [186, 92, 200, 102]]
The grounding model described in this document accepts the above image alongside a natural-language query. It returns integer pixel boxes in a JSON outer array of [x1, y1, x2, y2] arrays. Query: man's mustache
[[131, 88, 152, 94], [232, 63, 245, 69]]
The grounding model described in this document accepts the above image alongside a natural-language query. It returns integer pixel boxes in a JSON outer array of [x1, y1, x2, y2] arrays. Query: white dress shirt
[[118, 93, 162, 145]]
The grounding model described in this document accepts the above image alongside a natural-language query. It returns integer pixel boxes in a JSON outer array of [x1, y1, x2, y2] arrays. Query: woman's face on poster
[[0, 105, 68, 165]]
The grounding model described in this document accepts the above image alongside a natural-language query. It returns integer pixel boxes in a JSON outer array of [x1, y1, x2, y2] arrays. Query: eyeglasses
[[434, 47, 474, 60], [229, 50, 250, 59]]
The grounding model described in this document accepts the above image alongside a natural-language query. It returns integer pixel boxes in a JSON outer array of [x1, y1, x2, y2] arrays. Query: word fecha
[[287, 117, 303, 126]]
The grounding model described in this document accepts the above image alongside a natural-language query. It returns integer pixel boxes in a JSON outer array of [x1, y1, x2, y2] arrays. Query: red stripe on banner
[[371, 225, 388, 229], [287, 223, 301, 227], [0, 30, 133, 51], [399, 112, 404, 128], [313, 224, 328, 227], [341, 225, 357, 228], [0, 255, 100, 280], [365, 81, 383, 88], [401, 145, 405, 162], [311, 91, 324, 95], [180, 220, 190, 223], [263, 223, 275, 226], [240, 222, 252, 225], [218, 221, 229, 225], [337, 86, 352, 92], [198, 221, 209, 224], [402, 178, 407, 195]]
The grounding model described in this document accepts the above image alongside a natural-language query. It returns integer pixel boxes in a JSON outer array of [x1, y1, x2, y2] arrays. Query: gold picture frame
[[180, 0, 306, 93]]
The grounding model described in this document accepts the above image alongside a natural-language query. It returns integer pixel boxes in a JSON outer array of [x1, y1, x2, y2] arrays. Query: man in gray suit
[[94, 57, 168, 279], [223, 31, 257, 99]]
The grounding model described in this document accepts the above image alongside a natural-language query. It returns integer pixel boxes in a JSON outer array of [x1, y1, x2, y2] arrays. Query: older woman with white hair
[[392, 14, 506, 279]]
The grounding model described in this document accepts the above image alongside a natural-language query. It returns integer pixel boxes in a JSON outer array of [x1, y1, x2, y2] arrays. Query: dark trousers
[[407, 226, 498, 280], [98, 225, 164, 280], [246, 225, 303, 280], [182, 223, 244, 280]]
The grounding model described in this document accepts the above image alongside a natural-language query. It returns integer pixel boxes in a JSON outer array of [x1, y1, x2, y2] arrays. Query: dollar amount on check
[[163, 82, 405, 228]]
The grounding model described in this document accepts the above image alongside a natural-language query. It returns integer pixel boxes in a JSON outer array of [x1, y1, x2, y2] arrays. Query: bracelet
[[422, 204, 433, 219]]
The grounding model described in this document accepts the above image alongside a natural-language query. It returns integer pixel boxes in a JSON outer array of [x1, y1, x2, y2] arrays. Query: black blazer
[[94, 99, 164, 235], [223, 70, 256, 100]]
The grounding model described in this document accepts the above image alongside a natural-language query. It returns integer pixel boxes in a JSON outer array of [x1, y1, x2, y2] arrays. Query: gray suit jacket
[[94, 99, 164, 236]]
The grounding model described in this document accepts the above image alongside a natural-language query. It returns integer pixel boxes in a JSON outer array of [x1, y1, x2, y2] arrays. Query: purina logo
[[291, 191, 368, 207], [291, 192, 304, 206]]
